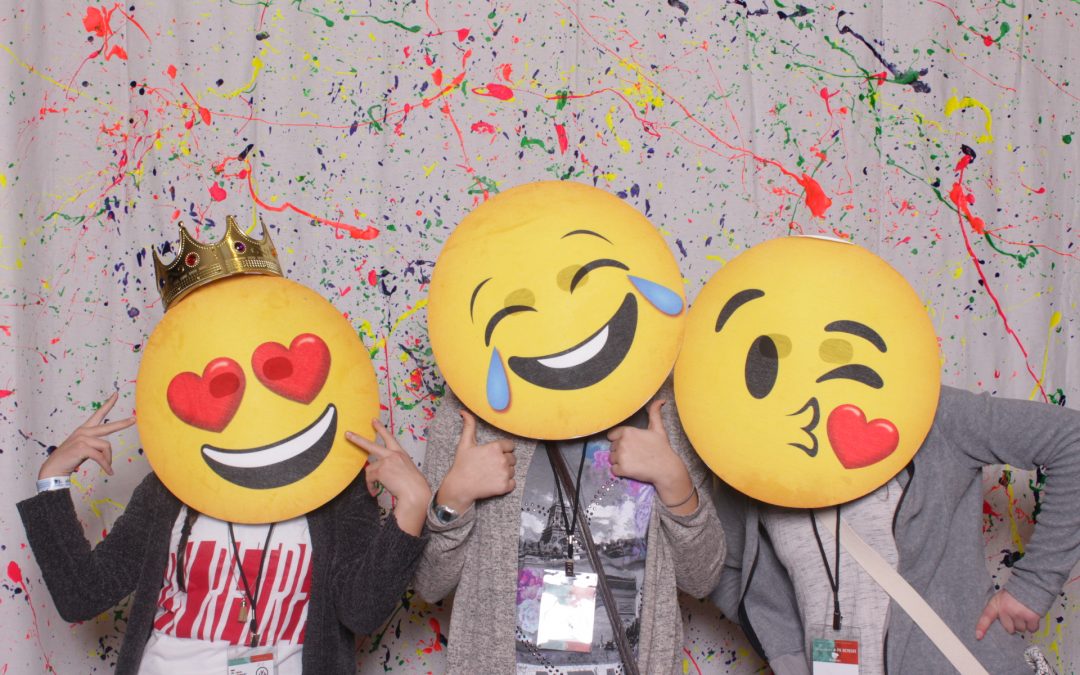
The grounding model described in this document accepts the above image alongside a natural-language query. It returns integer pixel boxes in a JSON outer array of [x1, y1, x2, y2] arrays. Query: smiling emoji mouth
[[201, 403, 337, 489], [787, 397, 820, 457], [507, 293, 638, 390]]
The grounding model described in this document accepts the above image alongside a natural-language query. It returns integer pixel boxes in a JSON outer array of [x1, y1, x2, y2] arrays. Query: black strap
[[548, 441, 588, 576], [228, 522, 276, 648], [175, 507, 200, 592], [545, 441, 641, 675], [809, 506, 843, 631]]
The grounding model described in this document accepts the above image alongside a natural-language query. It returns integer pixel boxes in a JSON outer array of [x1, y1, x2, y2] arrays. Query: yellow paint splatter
[[89, 497, 127, 519], [619, 61, 665, 112], [952, 265, 964, 279], [0, 173, 7, 187], [604, 107, 632, 154], [423, 162, 439, 177], [1029, 311, 1062, 400], [944, 95, 994, 144], [215, 56, 263, 99]]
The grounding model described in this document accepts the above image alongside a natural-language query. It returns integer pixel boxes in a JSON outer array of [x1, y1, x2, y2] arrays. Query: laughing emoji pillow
[[136, 218, 379, 523], [428, 181, 685, 439], [674, 236, 940, 508]]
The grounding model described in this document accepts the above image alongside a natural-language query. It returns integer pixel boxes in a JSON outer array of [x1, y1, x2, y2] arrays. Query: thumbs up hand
[[435, 410, 517, 515], [606, 400, 698, 514]]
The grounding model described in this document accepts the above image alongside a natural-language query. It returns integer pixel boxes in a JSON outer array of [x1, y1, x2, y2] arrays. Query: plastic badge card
[[536, 570, 598, 652], [227, 646, 276, 675], [811, 638, 859, 674]]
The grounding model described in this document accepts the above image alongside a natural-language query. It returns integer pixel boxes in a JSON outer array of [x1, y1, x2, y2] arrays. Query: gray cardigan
[[415, 384, 726, 674], [713, 385, 1080, 674], [17, 470, 427, 675]]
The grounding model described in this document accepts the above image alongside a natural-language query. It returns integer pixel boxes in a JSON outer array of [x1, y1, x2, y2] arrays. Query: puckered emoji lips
[[202, 403, 337, 489], [508, 293, 638, 390], [788, 397, 820, 457]]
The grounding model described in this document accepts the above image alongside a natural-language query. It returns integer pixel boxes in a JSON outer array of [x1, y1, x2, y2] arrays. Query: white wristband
[[36, 476, 72, 493]]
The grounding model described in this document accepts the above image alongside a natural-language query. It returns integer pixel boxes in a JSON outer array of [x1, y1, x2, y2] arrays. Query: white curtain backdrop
[[1, 1, 1077, 672]]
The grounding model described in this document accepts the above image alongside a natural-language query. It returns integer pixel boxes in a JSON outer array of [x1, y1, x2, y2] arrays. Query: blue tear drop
[[487, 348, 511, 411], [629, 275, 684, 316]]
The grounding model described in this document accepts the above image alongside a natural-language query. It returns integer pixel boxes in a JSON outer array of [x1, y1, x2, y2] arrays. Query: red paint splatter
[[795, 174, 832, 218], [555, 123, 568, 154], [477, 83, 514, 101], [683, 648, 703, 675], [199, 106, 212, 126], [209, 182, 227, 202], [470, 121, 496, 134], [368, 269, 378, 286], [983, 500, 1001, 519], [0, 325, 10, 336], [6, 561, 21, 584], [166, 64, 177, 79], [82, 6, 113, 37], [421, 617, 445, 654], [950, 153, 1047, 402], [456, 28, 470, 41], [498, 63, 513, 81], [871, 71, 888, 86], [432, 68, 443, 86], [106, 44, 127, 61]]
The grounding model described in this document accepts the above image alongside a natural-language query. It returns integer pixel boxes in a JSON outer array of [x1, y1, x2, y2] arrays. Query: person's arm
[[607, 398, 725, 597], [412, 390, 516, 603], [939, 387, 1080, 635], [17, 472, 163, 622], [16, 393, 152, 623], [710, 480, 809, 674], [327, 469, 428, 635]]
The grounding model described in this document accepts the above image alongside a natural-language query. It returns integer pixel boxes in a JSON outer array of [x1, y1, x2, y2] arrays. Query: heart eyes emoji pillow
[[136, 275, 379, 523], [674, 236, 940, 508]]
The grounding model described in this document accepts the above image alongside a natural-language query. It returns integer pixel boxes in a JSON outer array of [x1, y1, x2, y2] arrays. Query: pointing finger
[[89, 416, 137, 436], [370, 419, 404, 453], [85, 392, 119, 427], [345, 431, 392, 458]]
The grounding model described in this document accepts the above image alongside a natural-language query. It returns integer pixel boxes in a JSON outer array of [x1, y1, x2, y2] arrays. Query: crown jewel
[[153, 215, 283, 310]]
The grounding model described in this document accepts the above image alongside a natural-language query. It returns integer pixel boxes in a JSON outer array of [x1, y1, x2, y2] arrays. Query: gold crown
[[153, 215, 283, 310]]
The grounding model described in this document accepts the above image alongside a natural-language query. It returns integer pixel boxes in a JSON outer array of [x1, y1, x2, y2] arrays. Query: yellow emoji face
[[428, 181, 685, 439], [674, 236, 940, 508], [136, 275, 379, 523]]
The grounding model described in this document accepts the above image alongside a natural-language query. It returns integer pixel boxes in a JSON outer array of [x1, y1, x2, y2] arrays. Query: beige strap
[[815, 514, 990, 675]]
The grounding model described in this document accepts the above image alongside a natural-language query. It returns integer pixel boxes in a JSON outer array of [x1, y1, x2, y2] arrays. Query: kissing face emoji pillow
[[674, 236, 940, 508], [136, 221, 379, 523], [428, 181, 686, 439]]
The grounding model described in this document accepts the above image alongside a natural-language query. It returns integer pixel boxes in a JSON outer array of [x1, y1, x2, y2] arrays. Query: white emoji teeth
[[202, 404, 336, 469], [536, 326, 609, 369]]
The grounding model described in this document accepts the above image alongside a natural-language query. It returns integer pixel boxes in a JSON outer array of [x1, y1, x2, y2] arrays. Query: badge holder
[[810, 611, 860, 675], [227, 645, 277, 675], [536, 569, 599, 652]]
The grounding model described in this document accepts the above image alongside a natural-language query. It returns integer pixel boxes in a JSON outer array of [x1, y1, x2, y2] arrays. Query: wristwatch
[[432, 501, 460, 525]]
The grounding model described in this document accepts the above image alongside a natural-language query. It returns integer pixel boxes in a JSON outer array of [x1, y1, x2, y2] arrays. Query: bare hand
[[607, 400, 697, 514], [436, 410, 516, 513], [38, 392, 136, 480], [346, 420, 433, 536], [975, 589, 1042, 639]]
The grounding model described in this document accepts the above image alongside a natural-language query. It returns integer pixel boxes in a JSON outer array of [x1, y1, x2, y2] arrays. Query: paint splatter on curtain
[[0, 1, 1077, 672]]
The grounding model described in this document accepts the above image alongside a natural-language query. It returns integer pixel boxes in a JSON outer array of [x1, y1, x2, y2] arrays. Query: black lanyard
[[227, 522, 276, 648], [809, 506, 843, 631], [547, 441, 587, 576]]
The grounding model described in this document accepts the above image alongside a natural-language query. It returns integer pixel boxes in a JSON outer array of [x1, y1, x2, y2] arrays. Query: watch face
[[434, 504, 458, 524]]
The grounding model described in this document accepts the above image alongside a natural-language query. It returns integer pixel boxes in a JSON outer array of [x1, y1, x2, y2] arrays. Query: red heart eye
[[167, 357, 246, 432], [252, 333, 331, 403]]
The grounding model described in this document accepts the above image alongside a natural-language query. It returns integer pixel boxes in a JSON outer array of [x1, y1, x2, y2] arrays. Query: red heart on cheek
[[167, 358, 246, 432], [826, 404, 900, 469], [251, 333, 331, 403]]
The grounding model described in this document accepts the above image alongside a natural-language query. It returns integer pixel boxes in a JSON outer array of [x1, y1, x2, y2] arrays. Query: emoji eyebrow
[[825, 320, 887, 353], [561, 229, 613, 244], [469, 277, 493, 321], [570, 258, 630, 292], [485, 305, 537, 346], [715, 289, 765, 332]]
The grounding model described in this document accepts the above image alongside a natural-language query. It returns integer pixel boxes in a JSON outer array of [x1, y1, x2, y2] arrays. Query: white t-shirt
[[138, 508, 312, 675]]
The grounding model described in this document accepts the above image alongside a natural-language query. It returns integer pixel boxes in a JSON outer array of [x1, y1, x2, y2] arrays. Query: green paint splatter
[[1064, 134, 1073, 145], [353, 14, 421, 33], [520, 137, 548, 152]]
